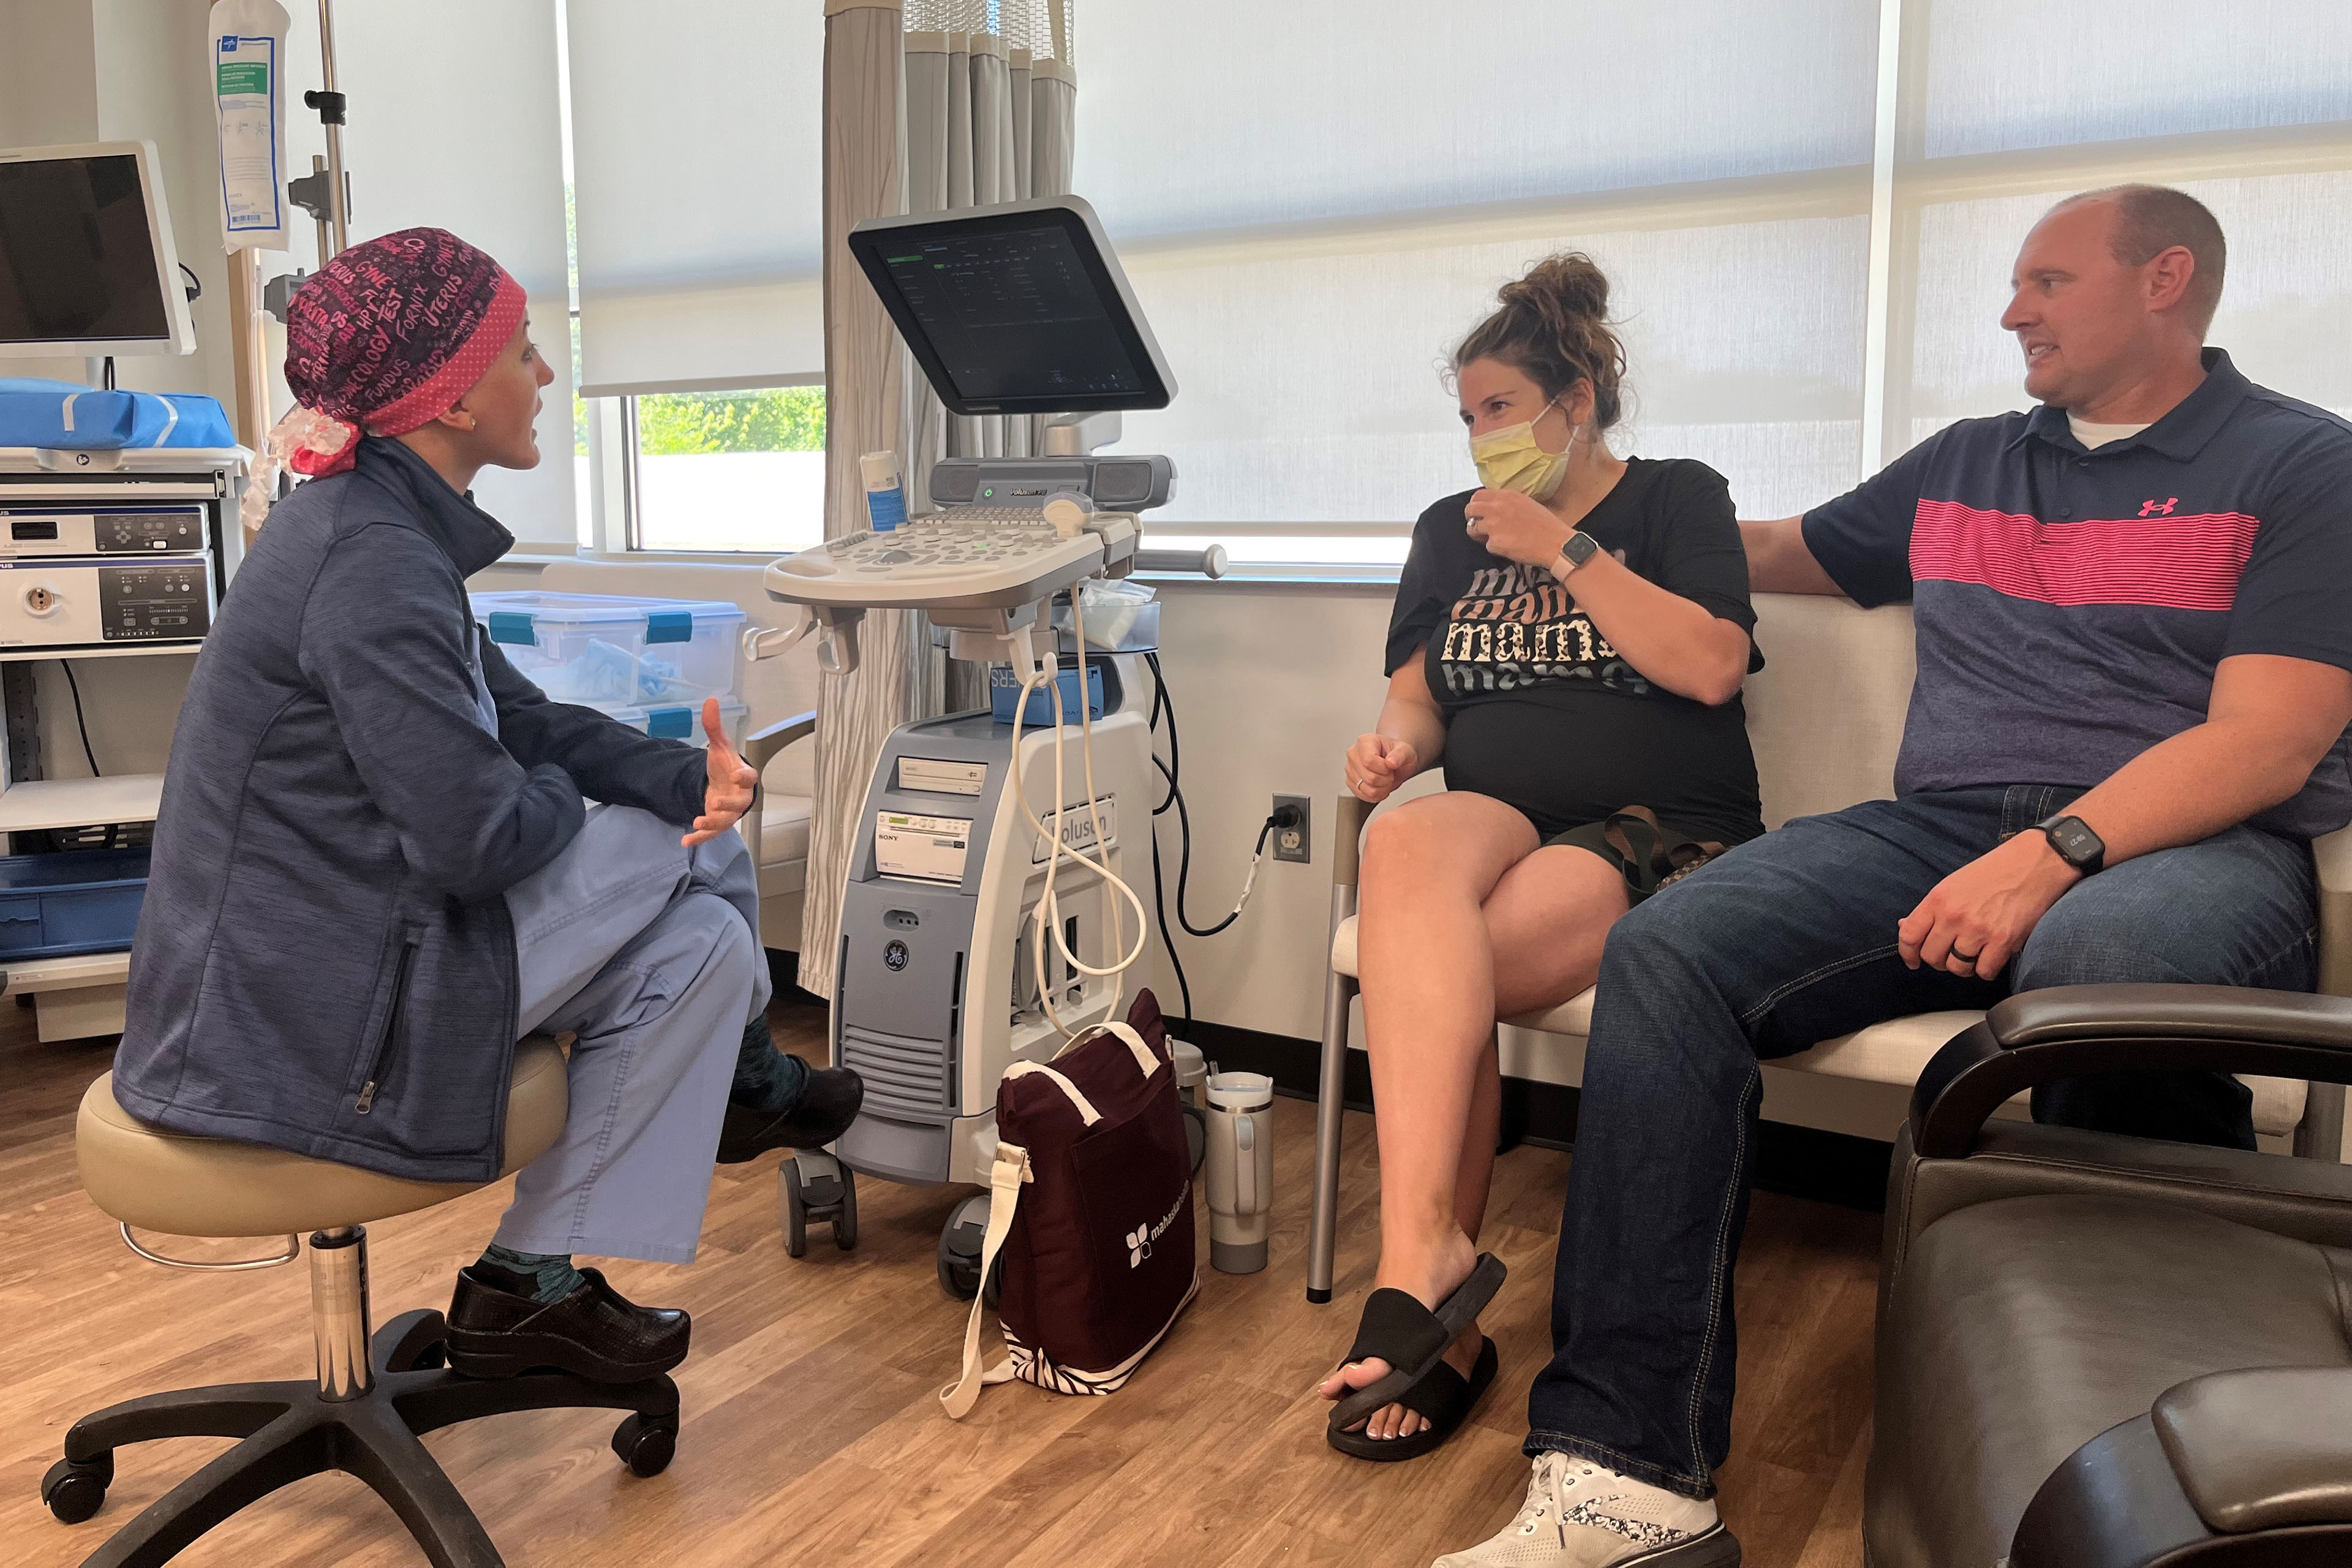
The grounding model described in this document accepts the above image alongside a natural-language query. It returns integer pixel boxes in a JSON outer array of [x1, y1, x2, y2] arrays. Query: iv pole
[[304, 0, 350, 258]]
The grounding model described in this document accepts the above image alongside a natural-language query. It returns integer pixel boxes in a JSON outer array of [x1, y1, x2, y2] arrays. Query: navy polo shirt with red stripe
[[1803, 348, 2352, 840]]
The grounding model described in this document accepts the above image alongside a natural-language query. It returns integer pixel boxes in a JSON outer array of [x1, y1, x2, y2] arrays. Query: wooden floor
[[0, 998, 1877, 1567]]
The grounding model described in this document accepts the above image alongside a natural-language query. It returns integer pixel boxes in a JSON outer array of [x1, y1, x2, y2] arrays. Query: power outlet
[[1272, 794, 1312, 864]]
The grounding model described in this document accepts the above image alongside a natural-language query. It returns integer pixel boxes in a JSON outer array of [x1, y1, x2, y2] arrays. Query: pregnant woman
[[1321, 253, 1764, 1460]]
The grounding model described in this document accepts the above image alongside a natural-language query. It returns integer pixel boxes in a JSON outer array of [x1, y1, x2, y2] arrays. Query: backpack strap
[[1001, 1060, 1103, 1124], [1098, 1019, 1164, 1077], [940, 1141, 1029, 1419], [1051, 1018, 1163, 1079]]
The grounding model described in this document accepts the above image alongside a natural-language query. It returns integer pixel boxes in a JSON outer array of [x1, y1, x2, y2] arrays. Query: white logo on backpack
[[1128, 1185, 1187, 1267]]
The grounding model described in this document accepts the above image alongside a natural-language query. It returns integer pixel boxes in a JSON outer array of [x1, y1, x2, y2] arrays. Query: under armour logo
[[1125, 1226, 1153, 1268], [2138, 497, 2179, 517]]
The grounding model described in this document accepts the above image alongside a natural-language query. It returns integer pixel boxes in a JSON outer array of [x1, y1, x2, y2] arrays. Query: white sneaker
[[1431, 1452, 1741, 1566]]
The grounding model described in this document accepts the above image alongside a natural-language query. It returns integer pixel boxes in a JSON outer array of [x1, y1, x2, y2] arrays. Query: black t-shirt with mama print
[[1384, 456, 1765, 844]]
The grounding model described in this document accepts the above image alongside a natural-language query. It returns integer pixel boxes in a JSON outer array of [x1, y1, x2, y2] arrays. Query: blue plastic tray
[[0, 846, 151, 959]]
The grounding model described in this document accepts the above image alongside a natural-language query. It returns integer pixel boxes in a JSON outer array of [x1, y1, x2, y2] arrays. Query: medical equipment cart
[[0, 444, 242, 1041], [761, 195, 1225, 1292]]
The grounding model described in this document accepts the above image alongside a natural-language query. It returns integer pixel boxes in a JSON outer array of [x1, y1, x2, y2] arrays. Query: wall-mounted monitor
[[848, 195, 1173, 418], [0, 140, 197, 360]]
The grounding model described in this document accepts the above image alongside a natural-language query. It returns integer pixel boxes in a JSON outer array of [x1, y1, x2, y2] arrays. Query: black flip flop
[[1325, 1253, 1506, 1441], [1328, 1334, 1498, 1461]]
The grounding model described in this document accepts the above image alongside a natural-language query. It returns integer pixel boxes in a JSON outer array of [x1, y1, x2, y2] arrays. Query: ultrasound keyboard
[[764, 510, 1139, 613]]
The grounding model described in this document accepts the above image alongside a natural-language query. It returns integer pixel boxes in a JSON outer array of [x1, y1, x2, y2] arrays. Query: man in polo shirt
[[1434, 184, 2352, 1567]]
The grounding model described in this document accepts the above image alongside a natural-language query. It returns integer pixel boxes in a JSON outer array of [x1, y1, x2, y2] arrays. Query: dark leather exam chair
[[1868, 984, 2352, 1568]]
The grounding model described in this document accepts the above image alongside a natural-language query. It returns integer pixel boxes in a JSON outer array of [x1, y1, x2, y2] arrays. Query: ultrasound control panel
[[0, 505, 208, 557], [768, 513, 1138, 614]]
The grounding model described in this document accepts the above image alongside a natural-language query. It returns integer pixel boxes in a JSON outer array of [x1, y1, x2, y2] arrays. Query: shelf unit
[[0, 643, 200, 666], [0, 450, 239, 1043], [0, 774, 164, 835]]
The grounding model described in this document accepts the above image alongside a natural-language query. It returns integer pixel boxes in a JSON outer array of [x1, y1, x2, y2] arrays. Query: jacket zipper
[[355, 937, 421, 1115]]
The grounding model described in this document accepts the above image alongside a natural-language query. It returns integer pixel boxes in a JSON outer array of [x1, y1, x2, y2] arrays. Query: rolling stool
[[41, 1037, 681, 1568]]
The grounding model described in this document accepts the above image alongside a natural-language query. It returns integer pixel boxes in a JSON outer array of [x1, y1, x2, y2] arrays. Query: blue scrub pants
[[488, 804, 769, 1264], [1526, 785, 2316, 1499]]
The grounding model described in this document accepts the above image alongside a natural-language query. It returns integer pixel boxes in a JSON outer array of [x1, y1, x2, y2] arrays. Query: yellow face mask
[[1468, 396, 1572, 499]]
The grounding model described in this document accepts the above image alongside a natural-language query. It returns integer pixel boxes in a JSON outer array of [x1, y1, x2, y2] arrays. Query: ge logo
[[883, 940, 910, 973]]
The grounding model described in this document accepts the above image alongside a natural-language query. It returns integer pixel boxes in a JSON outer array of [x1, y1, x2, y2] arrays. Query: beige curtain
[[904, 1, 1078, 709], [802, 0, 915, 1000], [903, 7, 1079, 489]]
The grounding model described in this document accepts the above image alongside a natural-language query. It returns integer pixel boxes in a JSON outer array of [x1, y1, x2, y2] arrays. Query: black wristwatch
[[1555, 530, 1600, 576], [2038, 813, 2105, 876]]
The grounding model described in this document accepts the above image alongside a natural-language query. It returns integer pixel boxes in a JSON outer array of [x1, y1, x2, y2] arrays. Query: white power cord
[[1007, 587, 1149, 1041]]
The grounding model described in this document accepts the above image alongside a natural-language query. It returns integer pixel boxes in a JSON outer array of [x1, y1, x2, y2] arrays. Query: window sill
[[1139, 568, 1400, 589]]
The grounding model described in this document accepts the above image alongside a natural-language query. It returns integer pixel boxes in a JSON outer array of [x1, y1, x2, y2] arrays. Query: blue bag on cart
[[0, 377, 236, 451]]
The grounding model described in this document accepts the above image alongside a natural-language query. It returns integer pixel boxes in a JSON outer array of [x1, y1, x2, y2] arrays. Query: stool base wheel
[[612, 1411, 679, 1477], [42, 1455, 111, 1525]]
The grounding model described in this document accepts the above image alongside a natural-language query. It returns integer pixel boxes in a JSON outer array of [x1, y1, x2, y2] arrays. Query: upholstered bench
[[1303, 593, 2352, 1300]]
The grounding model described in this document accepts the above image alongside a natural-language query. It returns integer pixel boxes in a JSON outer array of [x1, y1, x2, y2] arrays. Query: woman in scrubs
[[114, 229, 858, 1384]]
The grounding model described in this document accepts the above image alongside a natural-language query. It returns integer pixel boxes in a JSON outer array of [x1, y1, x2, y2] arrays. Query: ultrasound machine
[[761, 195, 1221, 1290]]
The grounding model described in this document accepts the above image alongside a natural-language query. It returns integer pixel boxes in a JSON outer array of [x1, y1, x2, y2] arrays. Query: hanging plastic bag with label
[[210, 0, 295, 252]]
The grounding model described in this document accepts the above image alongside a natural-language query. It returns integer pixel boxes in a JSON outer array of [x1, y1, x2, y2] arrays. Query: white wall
[[1, 0, 99, 385], [0, 1, 97, 147], [1144, 580, 1419, 1039], [28, 654, 194, 780], [88, 0, 236, 407]]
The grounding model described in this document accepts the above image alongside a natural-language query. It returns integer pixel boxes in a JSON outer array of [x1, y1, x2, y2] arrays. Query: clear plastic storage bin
[[470, 592, 746, 709], [599, 697, 748, 750]]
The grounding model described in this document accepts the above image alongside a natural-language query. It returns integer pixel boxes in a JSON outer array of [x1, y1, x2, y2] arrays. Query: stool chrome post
[[307, 1226, 374, 1400]]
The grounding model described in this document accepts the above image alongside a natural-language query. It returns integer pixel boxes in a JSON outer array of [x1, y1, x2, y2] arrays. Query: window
[[1076, 0, 2352, 575], [625, 386, 829, 554], [563, 1, 826, 553]]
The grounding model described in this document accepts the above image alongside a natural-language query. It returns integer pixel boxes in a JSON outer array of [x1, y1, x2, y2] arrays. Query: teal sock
[[478, 1244, 585, 1305], [730, 1013, 808, 1113]]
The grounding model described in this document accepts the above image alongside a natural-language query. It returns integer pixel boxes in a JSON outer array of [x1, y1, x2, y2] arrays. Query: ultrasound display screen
[[0, 154, 171, 345], [859, 208, 1168, 414]]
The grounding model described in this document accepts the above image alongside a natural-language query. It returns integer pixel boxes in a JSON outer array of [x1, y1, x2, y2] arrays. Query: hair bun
[[1453, 251, 1628, 432], [1502, 252, 1611, 323]]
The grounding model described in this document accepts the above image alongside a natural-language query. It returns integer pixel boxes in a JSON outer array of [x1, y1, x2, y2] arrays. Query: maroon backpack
[[941, 990, 1199, 1417]]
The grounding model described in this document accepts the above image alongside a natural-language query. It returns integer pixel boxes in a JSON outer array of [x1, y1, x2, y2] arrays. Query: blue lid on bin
[[486, 611, 537, 645], [467, 591, 747, 629], [644, 705, 696, 739]]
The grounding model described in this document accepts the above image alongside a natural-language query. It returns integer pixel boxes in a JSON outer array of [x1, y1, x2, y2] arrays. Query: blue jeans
[[1526, 785, 2318, 1498]]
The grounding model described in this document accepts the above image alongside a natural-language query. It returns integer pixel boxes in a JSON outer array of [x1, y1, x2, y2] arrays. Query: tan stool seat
[[76, 1035, 570, 1238]]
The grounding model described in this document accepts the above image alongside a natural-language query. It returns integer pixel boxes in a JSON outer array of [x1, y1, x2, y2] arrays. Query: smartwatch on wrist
[[2038, 813, 2105, 876], [1555, 530, 1600, 577]]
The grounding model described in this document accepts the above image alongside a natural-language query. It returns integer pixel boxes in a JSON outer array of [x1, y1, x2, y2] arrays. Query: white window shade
[[567, 0, 826, 396], [1908, 171, 2352, 451], [1077, 0, 1880, 239], [1072, 0, 1879, 565], [1116, 211, 1868, 546], [1921, 1, 2352, 160], [269, 0, 576, 544]]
